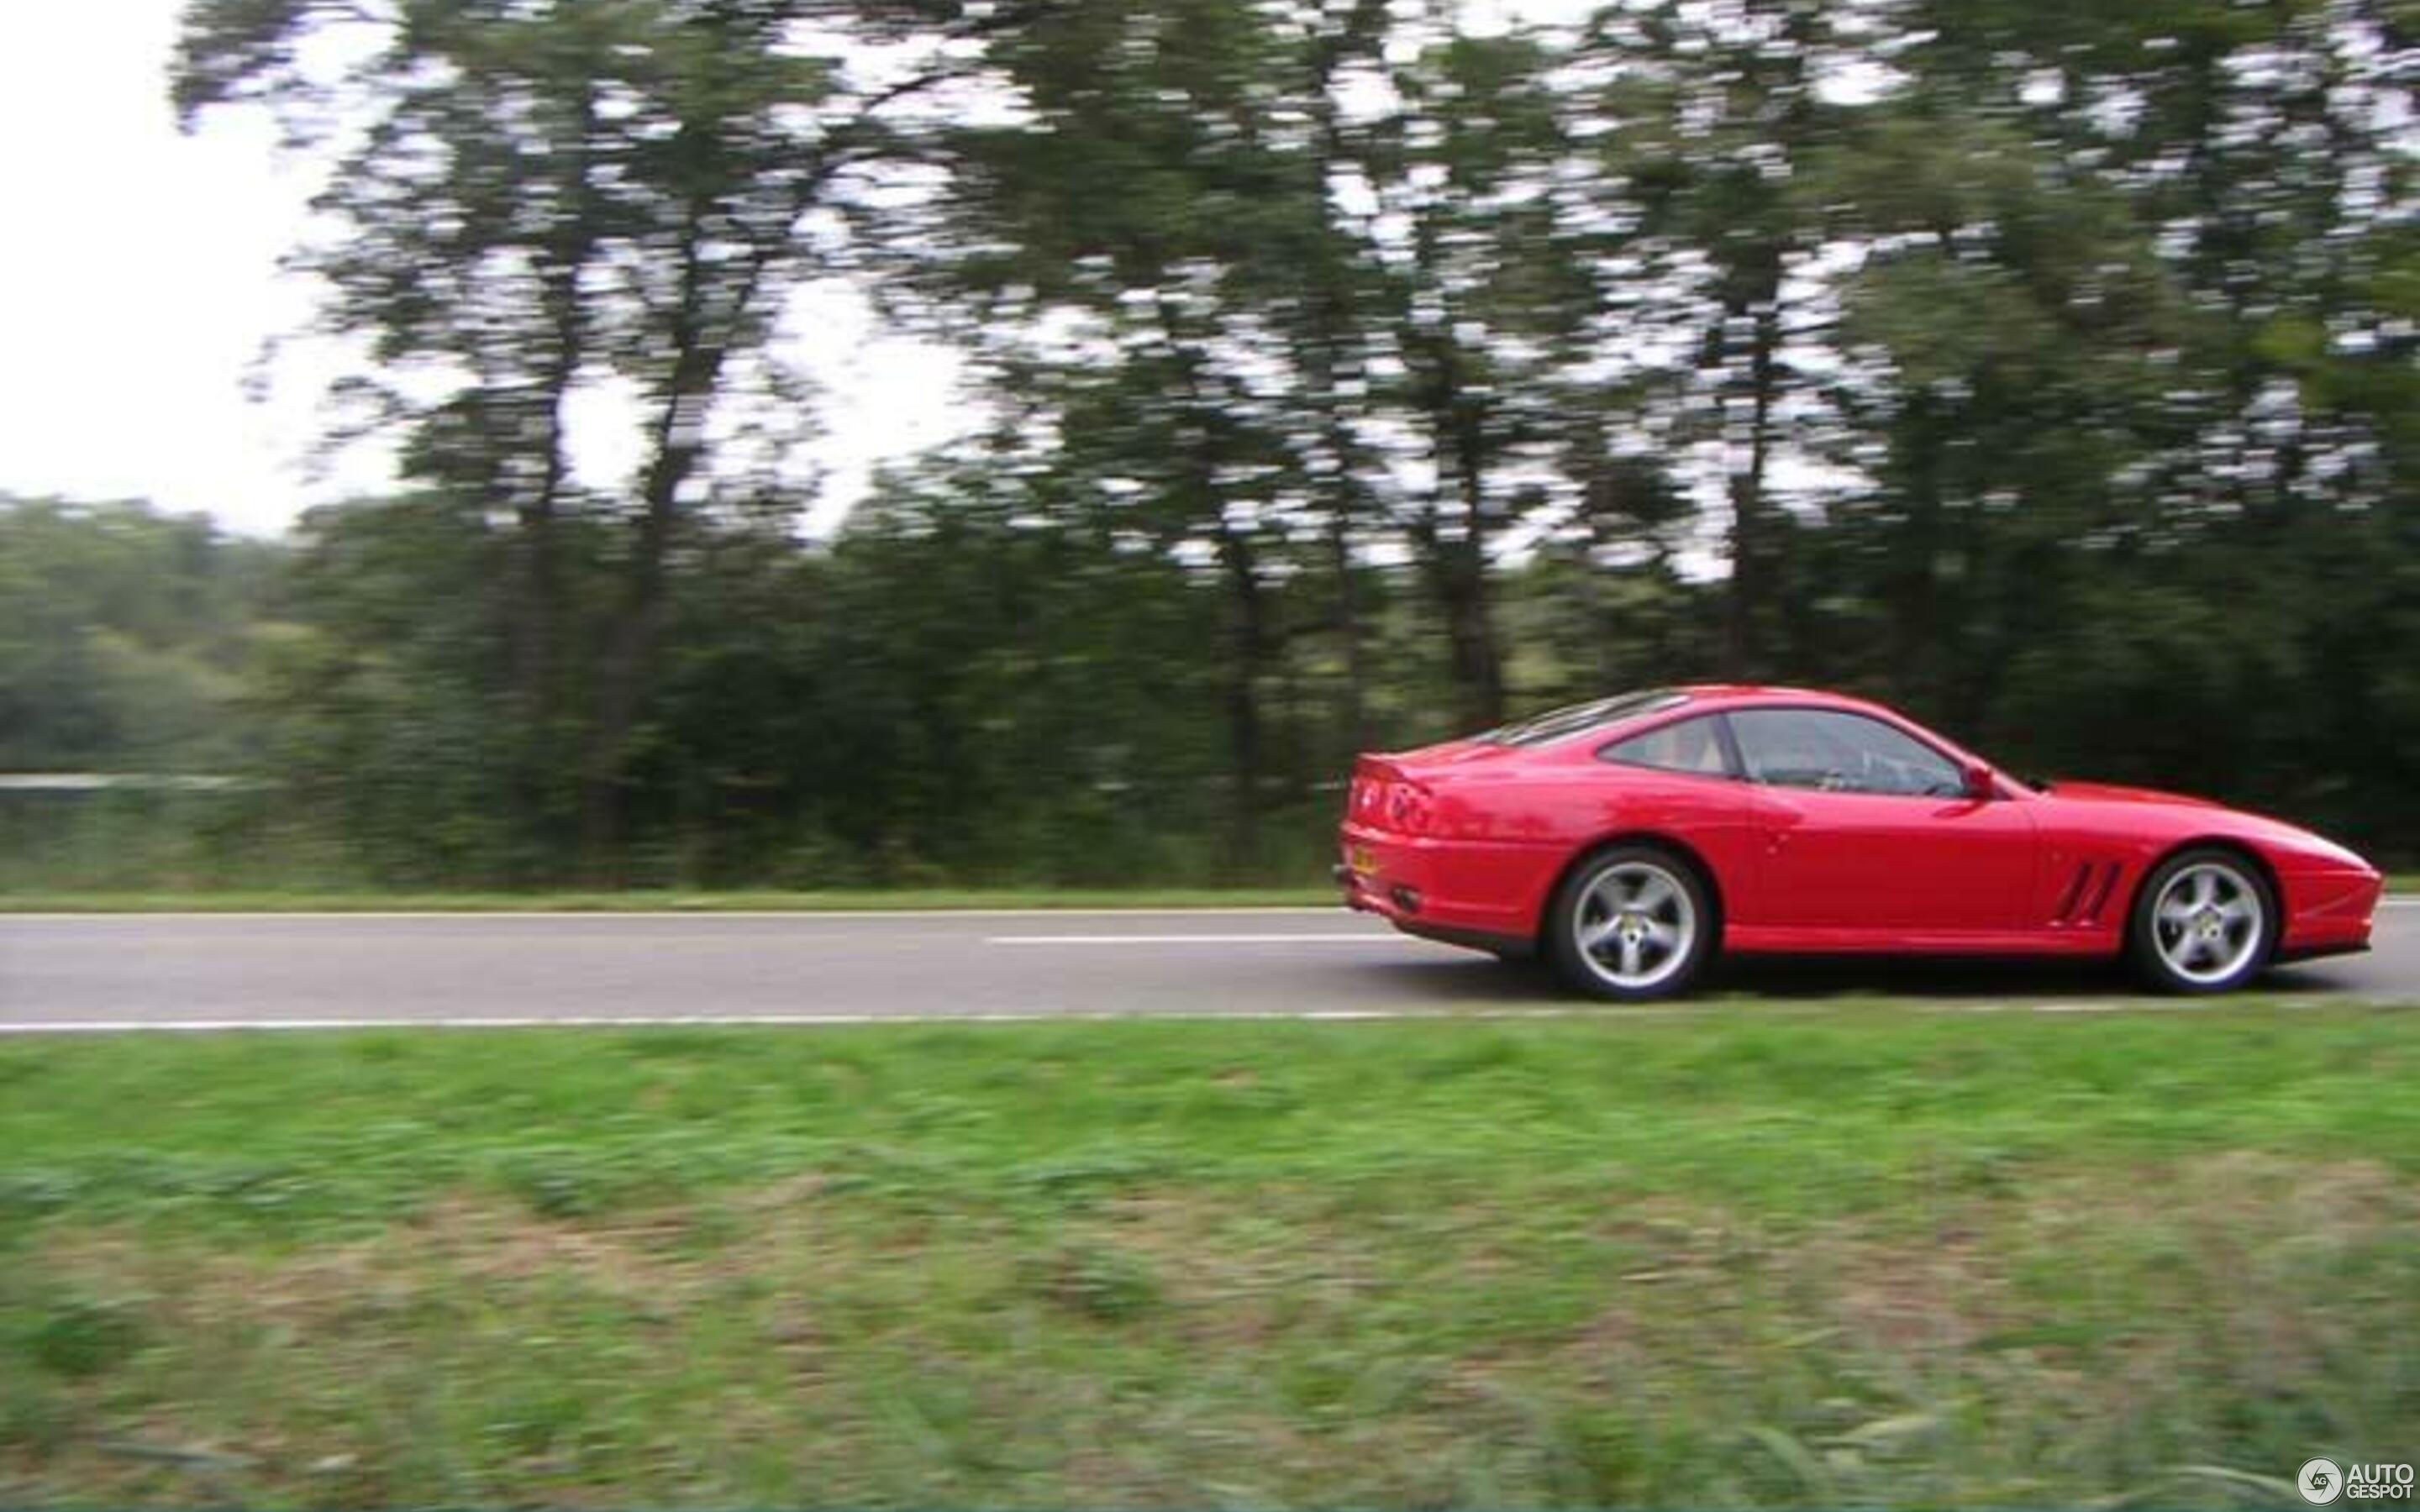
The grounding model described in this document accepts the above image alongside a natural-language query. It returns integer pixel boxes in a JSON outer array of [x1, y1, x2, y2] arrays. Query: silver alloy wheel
[[1573, 859, 1697, 991], [2151, 861, 2264, 985]]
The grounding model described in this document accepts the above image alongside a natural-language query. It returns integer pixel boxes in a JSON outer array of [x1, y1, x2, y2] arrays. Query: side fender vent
[[2054, 860, 2123, 927]]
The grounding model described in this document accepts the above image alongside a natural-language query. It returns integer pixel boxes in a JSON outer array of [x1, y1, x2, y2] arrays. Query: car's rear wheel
[[1546, 845, 1713, 1001], [2129, 848, 2275, 993]]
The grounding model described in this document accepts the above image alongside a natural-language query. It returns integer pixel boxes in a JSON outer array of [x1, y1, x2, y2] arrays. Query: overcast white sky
[[0, 1, 970, 538], [2, 3, 323, 535]]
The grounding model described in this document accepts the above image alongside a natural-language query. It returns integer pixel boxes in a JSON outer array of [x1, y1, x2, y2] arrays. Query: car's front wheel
[[2129, 848, 2276, 993], [1545, 845, 1714, 1001]]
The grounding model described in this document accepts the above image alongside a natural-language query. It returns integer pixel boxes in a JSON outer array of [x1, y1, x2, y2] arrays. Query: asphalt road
[[3, 903, 2416, 1032]]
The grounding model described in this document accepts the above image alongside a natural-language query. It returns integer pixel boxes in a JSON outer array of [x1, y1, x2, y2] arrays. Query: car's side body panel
[[1733, 786, 2040, 933], [1339, 685, 2383, 968]]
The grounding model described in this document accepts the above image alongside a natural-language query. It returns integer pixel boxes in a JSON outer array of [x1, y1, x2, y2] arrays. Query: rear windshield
[[1477, 690, 1689, 748]]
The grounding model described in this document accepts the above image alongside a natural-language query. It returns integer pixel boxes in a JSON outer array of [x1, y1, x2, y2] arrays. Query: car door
[[1726, 707, 2039, 937]]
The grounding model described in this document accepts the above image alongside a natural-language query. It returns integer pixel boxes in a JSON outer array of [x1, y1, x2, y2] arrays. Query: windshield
[[1478, 690, 1689, 748]]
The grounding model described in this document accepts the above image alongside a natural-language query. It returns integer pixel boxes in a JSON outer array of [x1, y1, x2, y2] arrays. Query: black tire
[[2128, 847, 2277, 994], [1544, 844, 1717, 1001]]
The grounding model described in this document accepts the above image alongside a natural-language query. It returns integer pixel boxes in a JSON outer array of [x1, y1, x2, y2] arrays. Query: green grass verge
[[3, 1008, 2415, 1506], [0, 886, 1339, 913]]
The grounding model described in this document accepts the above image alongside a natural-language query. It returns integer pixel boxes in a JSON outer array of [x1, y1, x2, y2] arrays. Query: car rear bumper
[[1334, 861, 1537, 956], [1336, 823, 1553, 945]]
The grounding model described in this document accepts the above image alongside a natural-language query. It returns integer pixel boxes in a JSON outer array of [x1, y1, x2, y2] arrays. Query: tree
[[0, 496, 275, 772], [175, 0, 1024, 877], [113, 0, 2420, 891], [1588, 0, 1861, 678]]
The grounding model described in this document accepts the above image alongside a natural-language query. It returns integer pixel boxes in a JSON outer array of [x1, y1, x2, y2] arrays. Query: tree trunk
[[1216, 514, 1267, 877], [517, 78, 597, 873], [1439, 539, 1503, 731], [581, 202, 734, 881], [1415, 337, 1507, 731], [1306, 327, 1371, 753], [1891, 390, 1945, 715], [1304, 57, 1374, 759], [1153, 297, 1277, 874], [1406, 504, 1505, 733], [1324, 490, 1370, 751], [1723, 282, 1782, 681]]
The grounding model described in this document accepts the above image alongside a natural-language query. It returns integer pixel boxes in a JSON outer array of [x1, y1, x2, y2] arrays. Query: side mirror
[[1962, 761, 1997, 801]]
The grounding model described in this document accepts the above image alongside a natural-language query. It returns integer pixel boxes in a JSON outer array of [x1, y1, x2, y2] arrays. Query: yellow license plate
[[1350, 845, 1376, 877]]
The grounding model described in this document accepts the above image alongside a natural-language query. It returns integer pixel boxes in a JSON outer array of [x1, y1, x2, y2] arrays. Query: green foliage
[[0, 498, 271, 772], [11, 0, 2420, 886]]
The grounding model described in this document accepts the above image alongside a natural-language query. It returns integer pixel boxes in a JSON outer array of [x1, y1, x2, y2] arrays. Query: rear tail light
[[1388, 783, 1435, 834], [1349, 762, 1437, 836]]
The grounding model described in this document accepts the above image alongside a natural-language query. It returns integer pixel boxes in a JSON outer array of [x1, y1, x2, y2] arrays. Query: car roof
[[1476, 685, 1923, 755], [1667, 684, 1895, 717]]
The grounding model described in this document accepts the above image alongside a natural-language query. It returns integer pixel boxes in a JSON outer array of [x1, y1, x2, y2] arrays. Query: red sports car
[[1337, 685, 2382, 1000]]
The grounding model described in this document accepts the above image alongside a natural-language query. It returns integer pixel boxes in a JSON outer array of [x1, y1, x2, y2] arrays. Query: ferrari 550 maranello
[[1337, 685, 2382, 1000]]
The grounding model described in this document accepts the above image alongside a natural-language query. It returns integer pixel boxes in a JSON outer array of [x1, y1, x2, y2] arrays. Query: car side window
[[1602, 715, 1732, 777], [1728, 709, 1965, 797]]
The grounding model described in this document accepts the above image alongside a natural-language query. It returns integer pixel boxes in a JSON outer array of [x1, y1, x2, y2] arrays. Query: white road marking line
[[0, 906, 1352, 922], [2029, 1000, 2171, 1014], [0, 1009, 1505, 1035], [987, 932, 1389, 946]]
